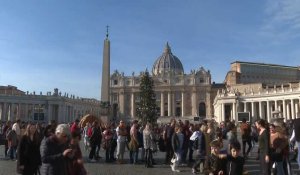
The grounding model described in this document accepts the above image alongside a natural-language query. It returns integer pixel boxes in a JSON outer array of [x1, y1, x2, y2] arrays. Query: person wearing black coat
[[203, 140, 226, 175], [17, 123, 41, 175], [89, 121, 101, 162], [225, 141, 244, 175], [256, 119, 270, 175], [40, 124, 72, 175]]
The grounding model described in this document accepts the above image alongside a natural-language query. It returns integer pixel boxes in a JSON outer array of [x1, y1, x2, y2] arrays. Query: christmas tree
[[136, 70, 158, 125]]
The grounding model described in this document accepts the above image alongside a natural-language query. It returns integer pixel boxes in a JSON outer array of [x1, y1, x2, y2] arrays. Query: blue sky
[[1, 0, 300, 100]]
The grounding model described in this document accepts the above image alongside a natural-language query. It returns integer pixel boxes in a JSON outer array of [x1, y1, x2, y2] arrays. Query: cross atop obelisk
[[106, 25, 109, 39]]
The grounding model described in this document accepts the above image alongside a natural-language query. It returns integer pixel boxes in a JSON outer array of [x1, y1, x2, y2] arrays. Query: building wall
[[0, 87, 101, 123], [217, 61, 300, 123], [214, 82, 300, 123], [225, 61, 300, 86], [109, 68, 218, 120], [0, 86, 25, 96]]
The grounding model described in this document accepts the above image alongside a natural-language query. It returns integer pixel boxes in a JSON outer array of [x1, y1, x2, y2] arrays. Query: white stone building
[[0, 86, 101, 123], [109, 43, 222, 120], [214, 61, 300, 123]]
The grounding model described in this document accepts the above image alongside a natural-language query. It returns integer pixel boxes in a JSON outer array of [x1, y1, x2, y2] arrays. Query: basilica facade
[[109, 43, 222, 120]]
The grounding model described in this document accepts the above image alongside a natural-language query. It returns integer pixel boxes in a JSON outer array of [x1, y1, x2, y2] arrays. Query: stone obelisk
[[101, 26, 110, 103]]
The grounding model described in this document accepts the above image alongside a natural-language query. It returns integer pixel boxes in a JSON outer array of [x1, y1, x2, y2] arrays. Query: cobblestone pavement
[[0, 140, 299, 175]]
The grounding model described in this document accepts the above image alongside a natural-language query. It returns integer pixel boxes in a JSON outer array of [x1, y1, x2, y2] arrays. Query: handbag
[[128, 139, 138, 151]]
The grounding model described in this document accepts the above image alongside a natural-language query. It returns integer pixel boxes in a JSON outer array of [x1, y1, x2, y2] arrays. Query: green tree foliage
[[136, 70, 158, 126]]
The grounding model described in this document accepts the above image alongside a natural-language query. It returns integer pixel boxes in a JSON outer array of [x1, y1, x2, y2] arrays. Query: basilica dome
[[152, 43, 184, 76]]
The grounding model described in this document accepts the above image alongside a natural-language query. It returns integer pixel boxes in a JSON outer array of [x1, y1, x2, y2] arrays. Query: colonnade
[[218, 98, 300, 122], [0, 101, 101, 123], [117, 90, 208, 118]]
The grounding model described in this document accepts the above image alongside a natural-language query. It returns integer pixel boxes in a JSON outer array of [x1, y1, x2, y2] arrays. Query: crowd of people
[[0, 116, 299, 175]]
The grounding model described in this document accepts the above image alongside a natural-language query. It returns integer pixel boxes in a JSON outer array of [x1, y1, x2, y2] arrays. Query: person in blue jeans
[[129, 120, 139, 164], [6, 128, 17, 160]]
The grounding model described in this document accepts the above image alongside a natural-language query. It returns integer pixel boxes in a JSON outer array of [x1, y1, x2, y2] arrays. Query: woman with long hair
[[256, 119, 270, 175], [17, 123, 41, 175], [102, 123, 113, 162], [143, 123, 156, 168], [116, 120, 128, 164]]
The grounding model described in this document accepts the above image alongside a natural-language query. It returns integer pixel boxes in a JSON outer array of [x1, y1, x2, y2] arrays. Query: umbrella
[[79, 114, 102, 128]]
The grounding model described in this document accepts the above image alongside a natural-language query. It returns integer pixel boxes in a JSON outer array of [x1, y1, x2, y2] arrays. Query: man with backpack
[[240, 118, 252, 158]]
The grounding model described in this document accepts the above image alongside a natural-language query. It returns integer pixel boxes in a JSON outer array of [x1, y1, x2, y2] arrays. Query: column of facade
[[2, 103, 7, 121], [74, 107, 77, 120], [31, 104, 35, 121], [296, 99, 300, 118], [18, 103, 21, 120], [286, 103, 290, 120], [221, 103, 225, 122], [7, 104, 11, 121], [58, 105, 64, 123], [160, 92, 164, 117], [24, 103, 27, 120], [11, 103, 15, 121], [282, 100, 286, 118], [29, 104, 33, 121], [26, 104, 30, 121], [71, 106, 74, 121], [298, 98, 300, 117], [15, 103, 19, 120], [15, 103, 18, 121], [68, 106, 71, 121], [295, 102, 299, 118], [168, 92, 172, 116], [0, 103, 3, 121], [181, 92, 185, 117], [73, 107, 76, 120], [172, 92, 176, 116], [47, 104, 52, 123], [259, 101, 262, 118], [232, 102, 236, 121], [61, 105, 65, 122], [131, 93, 136, 118], [48, 104, 52, 123], [119, 92, 125, 115], [1, 103, 5, 121], [251, 102, 255, 119], [70, 106, 73, 121], [274, 100, 278, 111], [267, 100, 271, 122], [291, 99, 295, 119], [65, 105, 68, 122], [192, 91, 197, 116], [244, 102, 247, 112]]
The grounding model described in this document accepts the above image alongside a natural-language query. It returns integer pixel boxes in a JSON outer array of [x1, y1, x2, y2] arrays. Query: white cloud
[[261, 0, 300, 41]]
